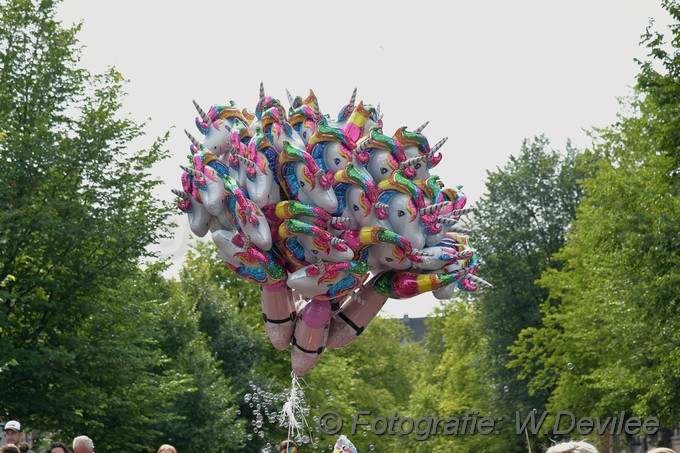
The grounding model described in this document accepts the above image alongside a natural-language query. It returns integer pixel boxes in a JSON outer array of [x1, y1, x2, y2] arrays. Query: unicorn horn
[[241, 235, 252, 249], [259, 82, 265, 100], [171, 189, 190, 200], [456, 250, 475, 259], [330, 237, 345, 246], [399, 155, 427, 169], [236, 154, 256, 168], [436, 216, 458, 226], [184, 129, 202, 149], [179, 165, 203, 179], [315, 258, 326, 274], [374, 202, 389, 210], [409, 249, 434, 257], [286, 89, 295, 107], [376, 103, 383, 121], [428, 137, 448, 157], [192, 100, 212, 127], [448, 225, 474, 235], [354, 136, 374, 154], [419, 201, 452, 216], [348, 88, 357, 110], [330, 216, 351, 225], [415, 121, 429, 134], [449, 207, 477, 216], [466, 274, 493, 288]]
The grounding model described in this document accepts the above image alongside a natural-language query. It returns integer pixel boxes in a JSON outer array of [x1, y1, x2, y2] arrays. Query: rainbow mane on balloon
[[173, 84, 492, 376]]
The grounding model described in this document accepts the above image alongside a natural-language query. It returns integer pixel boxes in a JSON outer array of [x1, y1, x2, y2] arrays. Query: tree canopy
[[510, 1, 680, 447], [0, 1, 243, 450]]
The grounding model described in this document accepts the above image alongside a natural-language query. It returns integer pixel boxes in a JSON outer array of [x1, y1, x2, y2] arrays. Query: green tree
[[510, 1, 680, 446], [178, 241, 278, 389], [304, 316, 426, 452], [406, 298, 505, 453], [472, 135, 583, 367], [177, 241, 290, 451], [469, 136, 584, 449], [0, 1, 232, 450], [153, 273, 245, 452]]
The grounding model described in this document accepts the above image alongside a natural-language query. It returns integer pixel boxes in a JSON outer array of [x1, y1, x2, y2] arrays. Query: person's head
[[546, 441, 598, 453], [17, 443, 29, 453], [278, 439, 298, 453], [1, 444, 20, 453], [72, 436, 94, 453], [647, 449, 676, 453], [3, 421, 23, 446], [47, 441, 71, 453], [157, 445, 176, 453]]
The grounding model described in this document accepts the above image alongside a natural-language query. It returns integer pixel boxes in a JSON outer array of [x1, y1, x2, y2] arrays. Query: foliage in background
[[0, 1, 243, 451], [510, 0, 680, 440], [404, 136, 585, 453]]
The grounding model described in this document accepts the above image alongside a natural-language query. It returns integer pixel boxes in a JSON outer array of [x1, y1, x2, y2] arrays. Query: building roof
[[400, 314, 428, 343]]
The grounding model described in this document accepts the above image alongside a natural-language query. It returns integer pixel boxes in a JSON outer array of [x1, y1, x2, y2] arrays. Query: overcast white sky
[[57, 0, 671, 317]]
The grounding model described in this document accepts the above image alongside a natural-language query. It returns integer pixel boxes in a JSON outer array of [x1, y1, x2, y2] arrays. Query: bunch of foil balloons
[[173, 84, 491, 375]]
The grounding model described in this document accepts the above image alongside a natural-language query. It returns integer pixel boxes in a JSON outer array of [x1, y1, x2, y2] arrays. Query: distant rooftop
[[400, 314, 429, 343]]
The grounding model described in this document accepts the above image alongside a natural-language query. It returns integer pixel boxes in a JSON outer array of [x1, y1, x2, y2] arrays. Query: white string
[[280, 372, 311, 442]]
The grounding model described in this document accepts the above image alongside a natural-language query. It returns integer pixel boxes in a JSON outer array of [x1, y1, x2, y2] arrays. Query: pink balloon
[[291, 300, 331, 376], [327, 282, 387, 350], [261, 283, 296, 350]]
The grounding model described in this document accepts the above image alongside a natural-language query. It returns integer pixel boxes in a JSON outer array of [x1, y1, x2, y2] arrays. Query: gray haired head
[[73, 435, 95, 452]]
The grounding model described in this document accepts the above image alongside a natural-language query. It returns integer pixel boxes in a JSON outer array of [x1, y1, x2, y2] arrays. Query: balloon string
[[281, 372, 310, 441]]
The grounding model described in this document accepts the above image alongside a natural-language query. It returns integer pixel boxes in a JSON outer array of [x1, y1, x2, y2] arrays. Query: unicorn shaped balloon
[[173, 83, 491, 376], [278, 141, 337, 214]]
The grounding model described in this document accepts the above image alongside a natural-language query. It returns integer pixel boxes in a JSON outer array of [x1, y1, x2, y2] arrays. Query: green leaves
[[0, 1, 227, 450], [510, 0, 680, 432]]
